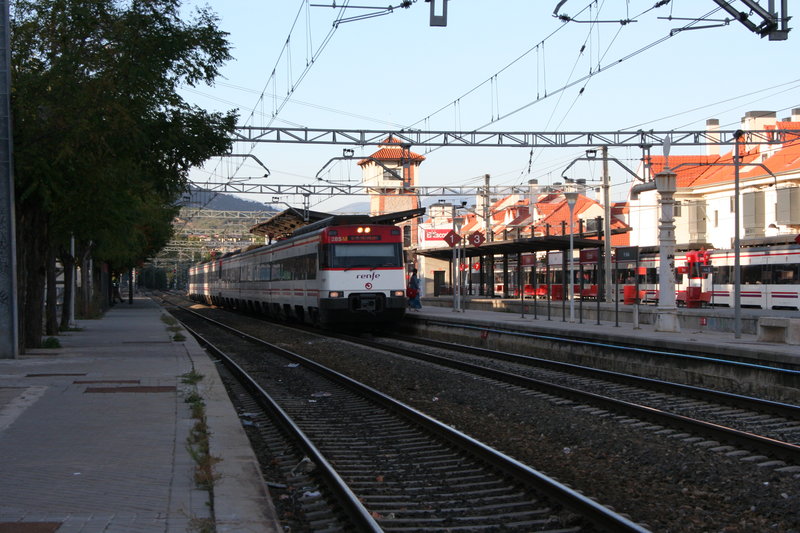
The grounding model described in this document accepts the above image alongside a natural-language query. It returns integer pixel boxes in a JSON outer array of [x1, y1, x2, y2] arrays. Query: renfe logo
[[356, 273, 381, 280]]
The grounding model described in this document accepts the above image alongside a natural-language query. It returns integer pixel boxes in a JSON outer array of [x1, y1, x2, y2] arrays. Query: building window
[[383, 166, 402, 180], [714, 210, 719, 227], [674, 201, 682, 217]]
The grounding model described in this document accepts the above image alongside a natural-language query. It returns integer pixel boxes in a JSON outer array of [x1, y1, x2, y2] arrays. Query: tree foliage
[[11, 0, 238, 349]]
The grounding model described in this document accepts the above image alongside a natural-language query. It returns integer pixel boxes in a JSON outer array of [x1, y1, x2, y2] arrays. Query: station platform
[[0, 297, 281, 533], [410, 299, 800, 367]]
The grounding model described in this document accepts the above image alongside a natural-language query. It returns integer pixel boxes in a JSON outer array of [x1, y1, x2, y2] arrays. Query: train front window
[[322, 243, 402, 269]]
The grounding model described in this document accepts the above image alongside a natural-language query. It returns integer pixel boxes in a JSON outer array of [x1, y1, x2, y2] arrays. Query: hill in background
[[181, 186, 271, 212]]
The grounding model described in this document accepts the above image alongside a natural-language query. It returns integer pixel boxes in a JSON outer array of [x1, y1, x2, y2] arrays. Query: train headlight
[[328, 291, 344, 298], [392, 290, 405, 297]]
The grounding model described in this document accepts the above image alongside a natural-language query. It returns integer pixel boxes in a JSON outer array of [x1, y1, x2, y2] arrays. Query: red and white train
[[188, 220, 408, 326], [491, 243, 799, 311], [627, 243, 800, 310]]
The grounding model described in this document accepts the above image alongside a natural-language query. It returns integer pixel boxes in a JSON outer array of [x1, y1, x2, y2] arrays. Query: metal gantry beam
[[178, 208, 274, 219], [232, 127, 800, 148], [711, 0, 790, 40], [190, 183, 533, 197]]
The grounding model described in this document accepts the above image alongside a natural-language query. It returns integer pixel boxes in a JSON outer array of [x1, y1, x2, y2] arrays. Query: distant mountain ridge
[[183, 186, 271, 211]]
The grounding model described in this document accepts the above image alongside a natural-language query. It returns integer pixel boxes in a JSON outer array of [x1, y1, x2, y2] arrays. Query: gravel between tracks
[[211, 311, 800, 533]]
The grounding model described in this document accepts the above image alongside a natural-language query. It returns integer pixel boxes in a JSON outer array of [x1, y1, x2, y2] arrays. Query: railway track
[[327, 332, 800, 466], [171, 305, 648, 532]]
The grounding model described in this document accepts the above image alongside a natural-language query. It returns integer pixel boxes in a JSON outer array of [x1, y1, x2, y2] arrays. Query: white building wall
[[628, 189, 660, 248]]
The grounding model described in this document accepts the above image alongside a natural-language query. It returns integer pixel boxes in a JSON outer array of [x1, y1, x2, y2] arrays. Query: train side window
[[713, 265, 730, 284], [774, 265, 799, 284], [319, 246, 329, 269], [741, 264, 765, 285], [307, 253, 317, 280]]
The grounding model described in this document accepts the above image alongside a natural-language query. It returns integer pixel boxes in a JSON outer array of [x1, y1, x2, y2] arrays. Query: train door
[[433, 270, 446, 296], [547, 251, 564, 300], [768, 253, 800, 310], [683, 250, 712, 307], [579, 248, 599, 300]]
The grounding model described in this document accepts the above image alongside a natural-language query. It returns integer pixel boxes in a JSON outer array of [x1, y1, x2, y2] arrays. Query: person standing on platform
[[407, 268, 422, 311]]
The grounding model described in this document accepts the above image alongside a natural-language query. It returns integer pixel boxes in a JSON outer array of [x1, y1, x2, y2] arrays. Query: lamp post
[[733, 130, 743, 339], [562, 147, 641, 303], [564, 190, 579, 323], [653, 158, 681, 333]]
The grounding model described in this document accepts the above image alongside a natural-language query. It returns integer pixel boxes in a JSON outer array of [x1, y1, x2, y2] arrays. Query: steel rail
[[389, 334, 800, 420], [331, 332, 800, 465], [423, 320, 800, 374], [180, 321, 383, 533], [176, 304, 649, 533]]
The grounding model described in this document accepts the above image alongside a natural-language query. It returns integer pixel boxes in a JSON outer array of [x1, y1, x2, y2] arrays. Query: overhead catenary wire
[[182, 0, 352, 227]]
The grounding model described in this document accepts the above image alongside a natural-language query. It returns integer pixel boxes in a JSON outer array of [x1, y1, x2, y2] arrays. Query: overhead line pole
[[0, 0, 17, 359]]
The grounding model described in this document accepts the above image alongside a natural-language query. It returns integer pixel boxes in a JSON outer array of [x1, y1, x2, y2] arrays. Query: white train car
[[491, 242, 799, 311], [620, 244, 800, 310], [189, 221, 408, 326]]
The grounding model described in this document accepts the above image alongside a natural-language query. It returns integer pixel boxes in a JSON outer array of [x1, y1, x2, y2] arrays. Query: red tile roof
[[643, 123, 800, 188], [358, 137, 425, 166], [531, 195, 630, 237]]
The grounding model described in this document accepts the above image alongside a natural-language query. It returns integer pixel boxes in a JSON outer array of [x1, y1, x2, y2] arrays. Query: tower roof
[[358, 137, 425, 166]]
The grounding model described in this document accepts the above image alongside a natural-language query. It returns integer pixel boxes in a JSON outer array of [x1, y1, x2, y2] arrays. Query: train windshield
[[322, 243, 402, 270]]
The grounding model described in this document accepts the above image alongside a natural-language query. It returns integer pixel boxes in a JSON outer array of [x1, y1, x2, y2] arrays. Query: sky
[[178, 1, 798, 212]]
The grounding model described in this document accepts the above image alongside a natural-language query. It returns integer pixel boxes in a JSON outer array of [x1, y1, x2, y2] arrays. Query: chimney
[[741, 111, 776, 152], [706, 119, 720, 156], [528, 179, 539, 222], [792, 108, 800, 122]]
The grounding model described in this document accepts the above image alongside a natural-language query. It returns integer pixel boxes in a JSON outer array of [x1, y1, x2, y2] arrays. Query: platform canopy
[[416, 234, 604, 261], [250, 207, 425, 241]]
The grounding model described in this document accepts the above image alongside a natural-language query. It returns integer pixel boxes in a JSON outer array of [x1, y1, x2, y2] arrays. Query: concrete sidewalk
[[0, 297, 281, 533]]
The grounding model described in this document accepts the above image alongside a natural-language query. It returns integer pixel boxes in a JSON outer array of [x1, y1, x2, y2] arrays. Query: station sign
[[468, 232, 486, 247], [615, 246, 639, 263], [424, 229, 451, 241], [443, 230, 461, 248], [580, 248, 599, 264]]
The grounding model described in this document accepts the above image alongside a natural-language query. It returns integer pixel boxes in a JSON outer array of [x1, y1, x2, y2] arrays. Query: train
[[487, 243, 800, 311], [627, 243, 800, 310], [188, 218, 408, 326]]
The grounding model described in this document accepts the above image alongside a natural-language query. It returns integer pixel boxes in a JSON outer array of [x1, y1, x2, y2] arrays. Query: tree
[[11, 0, 237, 350]]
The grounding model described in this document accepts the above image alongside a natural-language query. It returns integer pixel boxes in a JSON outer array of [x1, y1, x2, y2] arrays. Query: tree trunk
[[59, 246, 74, 331], [16, 207, 47, 352], [45, 250, 58, 336], [76, 242, 93, 318]]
